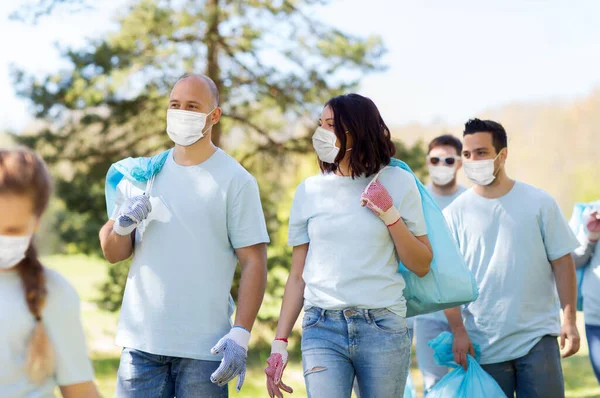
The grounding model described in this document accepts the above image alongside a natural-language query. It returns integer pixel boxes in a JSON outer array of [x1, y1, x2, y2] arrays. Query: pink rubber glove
[[360, 175, 401, 226], [265, 340, 293, 398], [587, 211, 600, 242]]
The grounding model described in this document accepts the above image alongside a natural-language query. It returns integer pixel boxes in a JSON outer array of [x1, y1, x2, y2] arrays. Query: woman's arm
[[274, 244, 309, 339], [361, 172, 433, 277], [388, 222, 432, 277]]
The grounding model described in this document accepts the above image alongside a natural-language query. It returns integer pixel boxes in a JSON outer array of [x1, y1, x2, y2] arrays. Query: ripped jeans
[[301, 307, 411, 398]]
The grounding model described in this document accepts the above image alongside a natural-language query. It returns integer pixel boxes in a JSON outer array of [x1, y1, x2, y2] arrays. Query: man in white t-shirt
[[443, 118, 580, 398], [414, 134, 467, 393], [99, 74, 270, 398]]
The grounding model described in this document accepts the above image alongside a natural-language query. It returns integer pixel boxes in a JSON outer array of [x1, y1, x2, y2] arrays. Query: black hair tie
[[35, 316, 42, 322]]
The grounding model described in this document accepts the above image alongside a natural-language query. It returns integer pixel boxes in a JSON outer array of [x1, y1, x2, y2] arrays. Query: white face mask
[[0, 235, 32, 270], [463, 153, 501, 186], [166, 108, 216, 146], [312, 127, 339, 164], [312, 127, 352, 164], [428, 165, 456, 186]]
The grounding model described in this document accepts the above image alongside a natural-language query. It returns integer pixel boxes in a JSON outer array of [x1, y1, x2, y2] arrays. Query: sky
[[1, 0, 600, 132]]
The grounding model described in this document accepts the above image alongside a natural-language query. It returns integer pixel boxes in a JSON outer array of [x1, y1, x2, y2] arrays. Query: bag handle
[[144, 174, 155, 197]]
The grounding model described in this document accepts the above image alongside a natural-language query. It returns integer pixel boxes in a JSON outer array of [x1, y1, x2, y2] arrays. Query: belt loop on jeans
[[365, 309, 373, 324], [320, 307, 326, 321]]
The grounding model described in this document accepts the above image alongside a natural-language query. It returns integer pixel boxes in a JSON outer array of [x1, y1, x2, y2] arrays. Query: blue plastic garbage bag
[[388, 158, 479, 317], [404, 372, 416, 398], [427, 332, 505, 398], [568, 200, 600, 311], [104, 149, 171, 218]]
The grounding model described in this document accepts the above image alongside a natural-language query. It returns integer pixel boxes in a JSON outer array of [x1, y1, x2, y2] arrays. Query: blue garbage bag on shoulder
[[104, 149, 171, 218], [568, 200, 600, 311], [387, 158, 479, 317], [427, 332, 505, 398]]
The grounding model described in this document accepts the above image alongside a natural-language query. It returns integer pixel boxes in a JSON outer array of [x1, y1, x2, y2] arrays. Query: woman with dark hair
[[265, 94, 433, 398]]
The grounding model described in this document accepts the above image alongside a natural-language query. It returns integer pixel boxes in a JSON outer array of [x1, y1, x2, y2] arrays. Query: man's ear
[[211, 107, 222, 125], [500, 147, 508, 163]]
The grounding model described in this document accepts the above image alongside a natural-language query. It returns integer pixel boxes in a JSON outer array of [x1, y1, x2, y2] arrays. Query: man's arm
[[551, 253, 580, 358], [209, 242, 268, 391], [444, 307, 474, 369], [233, 243, 268, 331], [99, 220, 134, 264]]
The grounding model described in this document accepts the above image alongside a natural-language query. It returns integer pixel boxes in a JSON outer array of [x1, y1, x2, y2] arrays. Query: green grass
[[44, 254, 600, 397]]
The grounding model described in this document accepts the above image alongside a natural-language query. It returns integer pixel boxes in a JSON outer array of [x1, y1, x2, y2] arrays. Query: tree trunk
[[206, 0, 223, 147]]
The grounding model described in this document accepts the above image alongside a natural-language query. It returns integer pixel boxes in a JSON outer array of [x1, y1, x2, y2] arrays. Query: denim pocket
[[370, 309, 408, 334], [302, 308, 322, 330]]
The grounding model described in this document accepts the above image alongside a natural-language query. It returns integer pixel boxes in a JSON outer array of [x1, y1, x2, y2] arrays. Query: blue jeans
[[480, 335, 564, 398], [585, 324, 600, 384], [301, 307, 411, 398], [115, 347, 228, 398]]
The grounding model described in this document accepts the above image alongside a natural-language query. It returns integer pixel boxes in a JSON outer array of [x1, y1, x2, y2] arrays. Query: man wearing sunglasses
[[413, 134, 467, 393]]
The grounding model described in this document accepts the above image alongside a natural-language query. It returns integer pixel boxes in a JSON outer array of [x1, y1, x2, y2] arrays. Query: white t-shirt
[[0, 267, 94, 397], [112, 149, 270, 360], [425, 184, 467, 211], [288, 167, 427, 317], [443, 181, 580, 364]]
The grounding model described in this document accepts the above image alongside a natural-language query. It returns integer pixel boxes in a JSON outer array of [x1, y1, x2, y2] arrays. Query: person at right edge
[[443, 118, 581, 398], [573, 210, 600, 384]]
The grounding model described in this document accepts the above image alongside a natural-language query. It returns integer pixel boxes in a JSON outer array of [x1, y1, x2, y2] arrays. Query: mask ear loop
[[492, 150, 505, 177], [201, 108, 218, 137]]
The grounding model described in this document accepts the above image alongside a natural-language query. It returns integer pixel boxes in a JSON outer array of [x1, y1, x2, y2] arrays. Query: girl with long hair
[[0, 148, 100, 397]]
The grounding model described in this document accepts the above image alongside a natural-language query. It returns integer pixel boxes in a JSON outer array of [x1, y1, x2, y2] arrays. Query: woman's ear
[[345, 130, 354, 149]]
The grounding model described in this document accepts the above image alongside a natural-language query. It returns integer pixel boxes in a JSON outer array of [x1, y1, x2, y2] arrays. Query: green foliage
[[97, 259, 131, 312], [394, 139, 428, 181]]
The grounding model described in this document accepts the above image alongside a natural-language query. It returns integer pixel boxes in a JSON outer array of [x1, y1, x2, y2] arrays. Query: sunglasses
[[427, 156, 461, 166]]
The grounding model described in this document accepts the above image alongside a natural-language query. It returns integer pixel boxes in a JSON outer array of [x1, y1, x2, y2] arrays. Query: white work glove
[[113, 195, 152, 236], [210, 327, 250, 392], [587, 211, 600, 242], [265, 339, 293, 398]]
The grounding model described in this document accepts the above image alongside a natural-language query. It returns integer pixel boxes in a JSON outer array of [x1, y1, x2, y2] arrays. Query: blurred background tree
[[11, 0, 428, 323]]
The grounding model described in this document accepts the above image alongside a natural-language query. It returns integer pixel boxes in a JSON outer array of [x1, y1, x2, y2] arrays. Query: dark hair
[[320, 94, 396, 178], [463, 118, 507, 153], [428, 134, 462, 155], [0, 148, 54, 383]]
